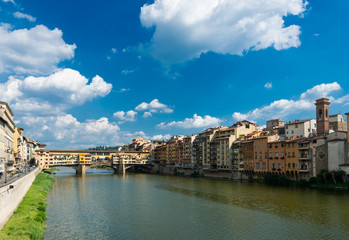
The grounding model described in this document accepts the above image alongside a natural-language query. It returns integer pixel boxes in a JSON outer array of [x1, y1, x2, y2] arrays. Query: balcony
[[299, 155, 310, 160], [299, 168, 309, 173]]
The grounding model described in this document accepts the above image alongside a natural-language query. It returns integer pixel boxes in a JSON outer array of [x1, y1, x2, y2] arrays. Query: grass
[[0, 173, 54, 240], [43, 168, 59, 174]]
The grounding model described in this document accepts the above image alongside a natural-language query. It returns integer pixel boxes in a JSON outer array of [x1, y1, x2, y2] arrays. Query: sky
[[0, 0, 349, 149]]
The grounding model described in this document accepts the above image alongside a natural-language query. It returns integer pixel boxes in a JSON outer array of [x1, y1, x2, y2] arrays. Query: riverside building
[[0, 101, 15, 180]]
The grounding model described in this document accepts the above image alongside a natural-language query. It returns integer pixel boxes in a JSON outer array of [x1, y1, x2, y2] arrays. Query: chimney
[[345, 113, 349, 142]]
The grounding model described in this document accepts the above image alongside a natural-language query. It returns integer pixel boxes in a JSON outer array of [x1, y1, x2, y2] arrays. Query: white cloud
[[122, 69, 135, 75], [135, 99, 173, 113], [13, 12, 36, 22], [0, 68, 112, 113], [143, 112, 152, 118], [20, 114, 121, 149], [300, 82, 341, 100], [264, 82, 273, 89], [2, 0, 15, 4], [232, 99, 313, 121], [232, 82, 344, 122], [140, 0, 307, 64], [157, 114, 222, 129], [118, 88, 130, 93], [0, 24, 76, 74], [113, 110, 137, 123], [151, 134, 171, 140], [112, 48, 117, 54]]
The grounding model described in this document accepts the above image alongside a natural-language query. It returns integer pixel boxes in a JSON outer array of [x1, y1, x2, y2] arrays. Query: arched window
[[318, 109, 322, 116]]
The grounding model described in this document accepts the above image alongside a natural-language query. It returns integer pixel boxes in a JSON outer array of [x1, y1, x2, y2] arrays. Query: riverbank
[[150, 167, 349, 192], [0, 173, 54, 240]]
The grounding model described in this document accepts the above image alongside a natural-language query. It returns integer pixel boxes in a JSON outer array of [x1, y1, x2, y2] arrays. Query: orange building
[[253, 135, 279, 173], [241, 140, 254, 171], [267, 140, 286, 174]]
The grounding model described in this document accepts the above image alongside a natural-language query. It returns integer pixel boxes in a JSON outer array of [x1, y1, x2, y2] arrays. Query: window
[[292, 163, 295, 168], [278, 163, 282, 169], [288, 163, 291, 168], [256, 163, 260, 169], [291, 130, 294, 134], [262, 162, 266, 169], [272, 163, 276, 169], [275, 152, 279, 158]]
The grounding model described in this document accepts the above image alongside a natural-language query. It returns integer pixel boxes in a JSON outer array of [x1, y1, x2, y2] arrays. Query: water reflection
[[45, 170, 349, 240]]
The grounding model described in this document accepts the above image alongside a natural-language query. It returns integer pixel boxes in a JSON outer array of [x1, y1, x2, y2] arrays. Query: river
[[44, 167, 349, 239]]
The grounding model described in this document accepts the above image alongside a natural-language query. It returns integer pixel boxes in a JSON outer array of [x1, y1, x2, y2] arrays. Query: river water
[[44, 167, 349, 240]]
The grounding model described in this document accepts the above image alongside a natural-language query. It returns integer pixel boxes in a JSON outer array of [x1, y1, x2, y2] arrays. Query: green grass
[[43, 168, 59, 174], [0, 173, 54, 240]]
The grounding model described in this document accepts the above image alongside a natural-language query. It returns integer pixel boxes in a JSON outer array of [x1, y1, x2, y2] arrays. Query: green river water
[[44, 167, 349, 239]]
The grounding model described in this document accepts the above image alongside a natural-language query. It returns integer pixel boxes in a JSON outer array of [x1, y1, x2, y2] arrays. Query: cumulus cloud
[[143, 112, 152, 118], [113, 110, 137, 123], [140, 0, 307, 64], [13, 12, 36, 22], [300, 82, 341, 100], [0, 68, 112, 113], [135, 99, 173, 113], [157, 114, 222, 129], [232, 82, 344, 122], [0, 24, 76, 74], [264, 82, 273, 89], [20, 114, 121, 149], [151, 134, 171, 140]]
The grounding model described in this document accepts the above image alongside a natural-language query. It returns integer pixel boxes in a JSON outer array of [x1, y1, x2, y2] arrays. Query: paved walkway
[[0, 167, 38, 188]]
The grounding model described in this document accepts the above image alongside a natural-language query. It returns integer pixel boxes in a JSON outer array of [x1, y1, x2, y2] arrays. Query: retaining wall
[[0, 168, 40, 230]]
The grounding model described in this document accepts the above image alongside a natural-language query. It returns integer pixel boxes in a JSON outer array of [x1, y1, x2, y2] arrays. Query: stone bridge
[[35, 150, 151, 174]]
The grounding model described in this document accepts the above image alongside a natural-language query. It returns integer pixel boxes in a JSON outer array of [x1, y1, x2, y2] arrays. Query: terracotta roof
[[286, 119, 314, 125]]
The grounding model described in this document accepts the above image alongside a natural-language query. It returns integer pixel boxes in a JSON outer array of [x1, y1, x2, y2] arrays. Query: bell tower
[[315, 98, 330, 135]]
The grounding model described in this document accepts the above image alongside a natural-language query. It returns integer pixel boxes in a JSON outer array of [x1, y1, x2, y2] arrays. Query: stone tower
[[315, 98, 330, 135]]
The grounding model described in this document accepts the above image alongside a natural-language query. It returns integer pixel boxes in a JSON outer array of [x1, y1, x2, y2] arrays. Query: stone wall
[[0, 168, 40, 230]]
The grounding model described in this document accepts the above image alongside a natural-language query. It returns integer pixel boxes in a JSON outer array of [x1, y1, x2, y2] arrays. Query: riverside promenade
[[0, 167, 40, 230]]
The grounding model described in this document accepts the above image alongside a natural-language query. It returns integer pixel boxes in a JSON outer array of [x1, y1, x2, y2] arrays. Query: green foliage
[[43, 168, 59, 174], [316, 169, 327, 184], [295, 179, 310, 187], [263, 173, 293, 187], [334, 169, 346, 183], [0, 173, 54, 240], [190, 171, 201, 178]]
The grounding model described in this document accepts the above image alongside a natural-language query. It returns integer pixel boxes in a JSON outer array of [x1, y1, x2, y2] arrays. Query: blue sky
[[0, 0, 349, 149]]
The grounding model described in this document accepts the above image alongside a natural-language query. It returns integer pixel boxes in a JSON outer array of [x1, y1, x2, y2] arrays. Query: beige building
[[329, 114, 347, 132], [285, 119, 316, 139], [205, 121, 260, 171], [0, 101, 15, 179]]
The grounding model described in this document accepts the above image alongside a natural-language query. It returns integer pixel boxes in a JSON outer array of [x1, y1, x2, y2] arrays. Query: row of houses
[[146, 98, 349, 180], [0, 101, 45, 182]]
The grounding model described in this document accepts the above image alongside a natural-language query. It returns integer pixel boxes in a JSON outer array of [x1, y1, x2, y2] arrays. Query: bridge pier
[[76, 165, 86, 175]]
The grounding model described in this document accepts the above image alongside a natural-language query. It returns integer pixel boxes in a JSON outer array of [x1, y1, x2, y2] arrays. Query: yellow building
[[285, 139, 299, 178]]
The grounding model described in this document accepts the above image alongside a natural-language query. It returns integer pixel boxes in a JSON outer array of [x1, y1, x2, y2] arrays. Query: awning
[[7, 167, 16, 172], [0, 167, 4, 173]]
